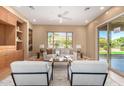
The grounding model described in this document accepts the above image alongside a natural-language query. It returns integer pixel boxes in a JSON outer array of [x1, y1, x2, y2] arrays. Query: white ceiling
[[12, 6, 111, 25]]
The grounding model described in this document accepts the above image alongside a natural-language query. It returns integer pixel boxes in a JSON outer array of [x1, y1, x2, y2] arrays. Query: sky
[[99, 31, 124, 40]]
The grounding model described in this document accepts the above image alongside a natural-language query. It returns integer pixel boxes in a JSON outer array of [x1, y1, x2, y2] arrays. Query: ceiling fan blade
[[61, 11, 69, 16], [28, 6, 35, 10], [61, 16, 72, 20]]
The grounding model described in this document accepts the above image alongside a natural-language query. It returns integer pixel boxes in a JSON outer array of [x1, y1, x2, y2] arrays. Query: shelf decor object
[[76, 44, 81, 52]]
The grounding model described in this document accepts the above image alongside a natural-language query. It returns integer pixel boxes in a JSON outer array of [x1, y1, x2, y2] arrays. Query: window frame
[[47, 32, 73, 48]]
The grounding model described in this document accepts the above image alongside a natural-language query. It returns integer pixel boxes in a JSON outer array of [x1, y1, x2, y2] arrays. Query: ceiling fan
[[28, 6, 35, 10], [55, 6, 72, 23]]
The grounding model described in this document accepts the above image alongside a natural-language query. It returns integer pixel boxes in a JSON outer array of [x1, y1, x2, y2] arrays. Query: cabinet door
[[0, 50, 24, 70], [0, 54, 6, 69], [16, 50, 24, 60], [5, 52, 15, 67]]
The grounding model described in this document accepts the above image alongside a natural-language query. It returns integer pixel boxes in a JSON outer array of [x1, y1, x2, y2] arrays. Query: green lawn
[[99, 51, 124, 54]]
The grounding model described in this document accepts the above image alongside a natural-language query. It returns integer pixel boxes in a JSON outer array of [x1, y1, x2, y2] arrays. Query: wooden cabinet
[[0, 6, 26, 51], [0, 50, 24, 69], [0, 7, 16, 46], [14, 50, 24, 60], [0, 53, 6, 69], [0, 6, 26, 50], [0, 50, 24, 80], [5, 52, 15, 67], [0, 7, 27, 78]]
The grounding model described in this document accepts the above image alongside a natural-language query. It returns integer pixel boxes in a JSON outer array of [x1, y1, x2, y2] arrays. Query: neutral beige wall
[[86, 6, 124, 58], [32, 25, 87, 55]]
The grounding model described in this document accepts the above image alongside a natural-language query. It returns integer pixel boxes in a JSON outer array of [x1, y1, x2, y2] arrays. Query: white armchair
[[10, 61, 53, 86], [68, 61, 108, 86]]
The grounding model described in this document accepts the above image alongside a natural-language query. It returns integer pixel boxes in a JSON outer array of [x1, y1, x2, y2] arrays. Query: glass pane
[[67, 32, 73, 48], [98, 25, 108, 63], [110, 27, 124, 72], [48, 32, 54, 48], [54, 32, 66, 48]]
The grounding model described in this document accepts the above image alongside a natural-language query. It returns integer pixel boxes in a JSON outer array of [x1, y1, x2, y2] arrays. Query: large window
[[48, 32, 73, 48]]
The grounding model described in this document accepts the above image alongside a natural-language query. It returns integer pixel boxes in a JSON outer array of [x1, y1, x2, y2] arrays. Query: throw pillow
[[46, 48, 53, 54]]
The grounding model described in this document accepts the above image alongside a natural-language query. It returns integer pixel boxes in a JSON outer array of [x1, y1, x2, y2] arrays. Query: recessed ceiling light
[[33, 19, 36, 22], [59, 18, 63, 24], [100, 6, 105, 10], [85, 20, 89, 23]]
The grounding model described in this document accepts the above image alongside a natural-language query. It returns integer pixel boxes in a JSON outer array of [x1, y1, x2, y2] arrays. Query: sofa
[[43, 48, 77, 61], [10, 61, 53, 86], [68, 60, 108, 86]]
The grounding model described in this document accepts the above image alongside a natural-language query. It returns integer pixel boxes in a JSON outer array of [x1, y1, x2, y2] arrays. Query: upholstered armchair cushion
[[71, 61, 108, 73], [10, 61, 52, 86], [69, 61, 108, 86]]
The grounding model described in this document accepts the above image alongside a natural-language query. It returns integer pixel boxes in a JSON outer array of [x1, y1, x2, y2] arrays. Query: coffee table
[[49, 55, 72, 66], [49, 55, 72, 79]]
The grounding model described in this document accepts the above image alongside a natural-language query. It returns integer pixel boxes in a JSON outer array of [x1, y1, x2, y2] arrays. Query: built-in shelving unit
[[17, 30, 23, 33], [16, 21, 24, 50], [0, 6, 27, 78]]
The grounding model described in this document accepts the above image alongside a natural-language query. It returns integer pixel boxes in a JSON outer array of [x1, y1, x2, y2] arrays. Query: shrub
[[103, 46, 108, 51], [120, 46, 124, 51]]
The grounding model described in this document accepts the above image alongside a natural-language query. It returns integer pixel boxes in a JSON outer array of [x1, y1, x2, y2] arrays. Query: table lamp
[[76, 44, 81, 53]]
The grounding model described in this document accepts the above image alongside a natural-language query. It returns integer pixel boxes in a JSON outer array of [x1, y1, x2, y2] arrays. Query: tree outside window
[[48, 32, 73, 48]]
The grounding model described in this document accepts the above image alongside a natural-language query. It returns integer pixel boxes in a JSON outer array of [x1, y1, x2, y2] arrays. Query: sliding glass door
[[98, 16, 124, 73]]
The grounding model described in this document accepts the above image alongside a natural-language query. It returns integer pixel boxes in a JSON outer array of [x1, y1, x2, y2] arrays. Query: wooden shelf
[[17, 30, 23, 33], [16, 40, 23, 43]]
